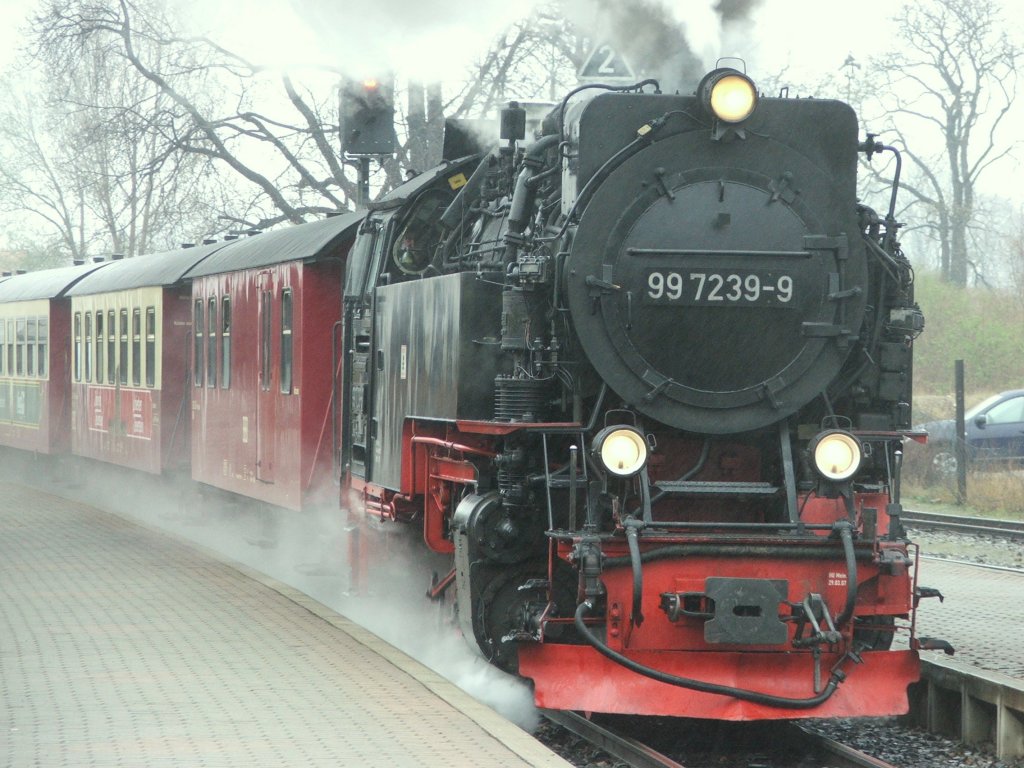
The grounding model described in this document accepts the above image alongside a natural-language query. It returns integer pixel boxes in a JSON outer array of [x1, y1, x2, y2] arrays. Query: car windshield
[[966, 393, 1005, 420]]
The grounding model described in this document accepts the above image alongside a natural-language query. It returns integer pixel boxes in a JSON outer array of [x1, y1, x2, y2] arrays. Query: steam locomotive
[[0, 65, 937, 721], [341, 67, 932, 719]]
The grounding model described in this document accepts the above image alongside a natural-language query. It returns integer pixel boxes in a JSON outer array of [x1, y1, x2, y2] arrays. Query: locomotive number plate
[[642, 269, 796, 307]]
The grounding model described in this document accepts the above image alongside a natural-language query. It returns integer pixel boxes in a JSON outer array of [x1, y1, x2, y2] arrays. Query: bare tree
[[0, 0, 227, 264], [17, 0, 626, 243], [858, 0, 1019, 286], [0, 78, 94, 263], [998, 203, 1024, 306], [32, 0, 360, 231]]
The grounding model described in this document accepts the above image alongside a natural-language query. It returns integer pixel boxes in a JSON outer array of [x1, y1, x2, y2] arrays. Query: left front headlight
[[810, 430, 863, 482], [594, 426, 649, 477]]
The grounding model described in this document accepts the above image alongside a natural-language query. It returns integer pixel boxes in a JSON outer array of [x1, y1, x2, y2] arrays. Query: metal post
[[954, 359, 967, 505], [357, 157, 370, 209]]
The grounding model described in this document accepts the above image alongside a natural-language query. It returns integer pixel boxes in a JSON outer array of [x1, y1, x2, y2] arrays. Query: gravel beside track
[[908, 525, 1024, 570], [805, 717, 1024, 768]]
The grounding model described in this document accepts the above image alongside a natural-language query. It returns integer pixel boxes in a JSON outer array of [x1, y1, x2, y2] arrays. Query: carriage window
[[7, 320, 14, 377], [26, 317, 37, 377], [73, 314, 81, 381], [38, 317, 48, 378], [119, 310, 128, 385], [94, 312, 103, 384], [146, 307, 156, 388], [83, 314, 92, 381], [207, 298, 216, 388], [132, 309, 141, 386], [0, 320, 5, 376], [280, 289, 292, 395], [15, 318, 26, 376], [260, 291, 271, 391], [12, 319, 24, 378], [106, 310, 115, 384], [194, 299, 204, 387], [221, 296, 231, 389]]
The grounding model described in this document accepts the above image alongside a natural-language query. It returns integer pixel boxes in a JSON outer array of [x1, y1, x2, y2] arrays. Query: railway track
[[788, 723, 901, 768], [540, 710, 684, 768], [540, 710, 899, 768], [901, 509, 1024, 540]]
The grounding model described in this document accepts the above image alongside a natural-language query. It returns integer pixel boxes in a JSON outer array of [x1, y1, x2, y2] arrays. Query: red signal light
[[342, 76, 396, 155]]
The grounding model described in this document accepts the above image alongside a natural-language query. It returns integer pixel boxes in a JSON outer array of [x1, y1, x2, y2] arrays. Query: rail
[[540, 710, 684, 768], [786, 723, 900, 767], [542, 710, 900, 767], [902, 509, 1024, 540]]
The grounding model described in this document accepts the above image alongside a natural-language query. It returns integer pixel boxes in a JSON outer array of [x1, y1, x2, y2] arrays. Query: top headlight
[[594, 426, 649, 477], [811, 430, 863, 482], [698, 68, 758, 123]]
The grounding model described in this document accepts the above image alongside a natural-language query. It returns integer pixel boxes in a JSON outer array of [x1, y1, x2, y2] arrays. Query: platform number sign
[[578, 43, 637, 83]]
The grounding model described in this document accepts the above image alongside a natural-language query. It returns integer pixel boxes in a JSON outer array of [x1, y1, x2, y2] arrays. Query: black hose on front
[[573, 602, 846, 709], [834, 520, 858, 626]]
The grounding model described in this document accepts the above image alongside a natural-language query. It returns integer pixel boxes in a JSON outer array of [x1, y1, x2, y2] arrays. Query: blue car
[[916, 389, 1024, 475]]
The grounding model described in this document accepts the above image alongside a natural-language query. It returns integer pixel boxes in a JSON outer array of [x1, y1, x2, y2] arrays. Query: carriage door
[[256, 272, 276, 483]]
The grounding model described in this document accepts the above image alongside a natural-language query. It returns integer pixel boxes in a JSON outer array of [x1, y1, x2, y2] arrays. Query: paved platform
[[0, 483, 570, 767], [913, 557, 1024, 679]]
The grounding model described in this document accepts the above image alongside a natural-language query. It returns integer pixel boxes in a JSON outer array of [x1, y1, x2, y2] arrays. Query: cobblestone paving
[[0, 483, 568, 768], [911, 528, 1024, 678]]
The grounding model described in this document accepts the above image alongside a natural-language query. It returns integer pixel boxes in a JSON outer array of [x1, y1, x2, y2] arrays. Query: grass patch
[[905, 478, 1024, 520], [901, 440, 1024, 519]]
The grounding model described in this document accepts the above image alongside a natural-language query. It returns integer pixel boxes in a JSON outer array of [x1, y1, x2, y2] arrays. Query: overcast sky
[[0, 0, 1020, 192], [0, 0, 931, 83]]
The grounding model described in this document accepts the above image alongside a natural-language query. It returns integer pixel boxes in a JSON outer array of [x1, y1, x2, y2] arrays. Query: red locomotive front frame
[[519, 505, 921, 720]]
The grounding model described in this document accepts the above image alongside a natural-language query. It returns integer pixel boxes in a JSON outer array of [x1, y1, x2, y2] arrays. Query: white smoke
[[189, 0, 544, 82]]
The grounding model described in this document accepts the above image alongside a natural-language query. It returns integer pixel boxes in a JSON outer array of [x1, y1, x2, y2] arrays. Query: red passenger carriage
[[0, 263, 108, 455], [65, 245, 227, 474], [187, 214, 361, 510]]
